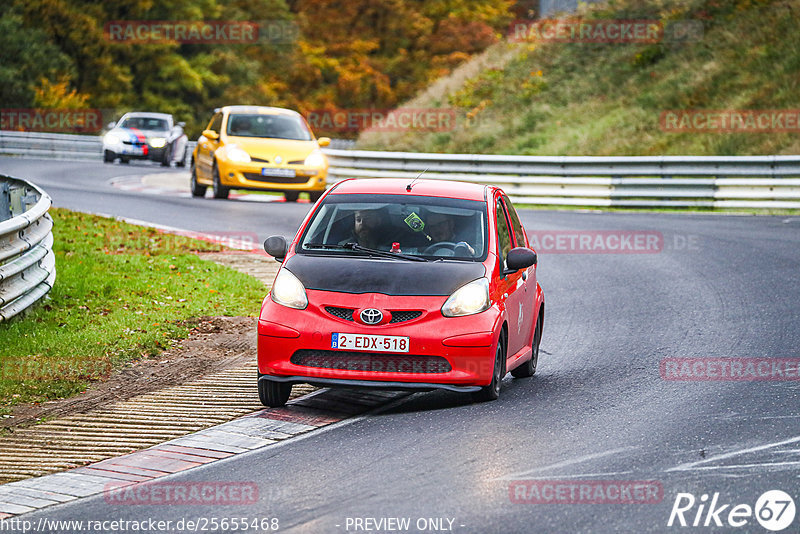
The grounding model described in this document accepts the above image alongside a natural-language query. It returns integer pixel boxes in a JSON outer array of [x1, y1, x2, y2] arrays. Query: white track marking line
[[667, 434, 800, 472], [494, 446, 637, 480]]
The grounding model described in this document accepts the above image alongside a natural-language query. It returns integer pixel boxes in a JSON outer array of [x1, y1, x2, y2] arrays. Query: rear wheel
[[309, 191, 323, 202], [472, 339, 504, 402], [283, 191, 300, 202], [120, 157, 130, 164], [212, 162, 229, 199], [511, 314, 542, 378], [190, 161, 207, 197], [258, 378, 292, 408]]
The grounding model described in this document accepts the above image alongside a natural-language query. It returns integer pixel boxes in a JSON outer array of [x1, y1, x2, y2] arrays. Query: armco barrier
[[0, 130, 354, 162], [325, 149, 800, 209], [0, 175, 55, 322], [2, 130, 799, 208]]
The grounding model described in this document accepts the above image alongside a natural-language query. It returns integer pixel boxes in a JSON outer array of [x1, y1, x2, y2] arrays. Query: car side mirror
[[202, 129, 219, 140], [506, 247, 537, 272], [264, 235, 288, 262], [317, 137, 331, 147], [178, 121, 186, 128], [107, 121, 116, 129]]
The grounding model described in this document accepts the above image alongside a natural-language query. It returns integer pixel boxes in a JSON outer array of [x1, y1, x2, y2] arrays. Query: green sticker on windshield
[[404, 212, 425, 232]]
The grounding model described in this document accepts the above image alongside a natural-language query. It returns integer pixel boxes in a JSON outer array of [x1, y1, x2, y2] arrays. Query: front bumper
[[258, 375, 481, 393], [257, 290, 501, 389], [219, 160, 327, 191]]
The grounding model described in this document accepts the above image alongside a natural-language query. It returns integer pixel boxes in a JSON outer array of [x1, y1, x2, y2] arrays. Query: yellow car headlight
[[226, 145, 251, 163], [304, 148, 326, 168], [149, 137, 167, 148]]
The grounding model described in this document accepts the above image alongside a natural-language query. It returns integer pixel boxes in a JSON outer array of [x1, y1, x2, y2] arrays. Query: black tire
[[283, 191, 300, 202], [309, 191, 323, 202], [103, 150, 115, 163], [160, 146, 171, 167], [190, 161, 207, 197], [212, 162, 229, 199], [120, 157, 130, 164], [258, 378, 292, 408], [472, 338, 505, 402], [176, 147, 187, 168], [511, 314, 542, 378]]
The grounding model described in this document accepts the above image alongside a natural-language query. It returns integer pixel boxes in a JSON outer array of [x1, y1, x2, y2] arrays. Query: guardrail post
[[0, 182, 9, 222]]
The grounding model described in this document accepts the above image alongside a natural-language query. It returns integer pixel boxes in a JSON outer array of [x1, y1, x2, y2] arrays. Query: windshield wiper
[[304, 242, 428, 262]]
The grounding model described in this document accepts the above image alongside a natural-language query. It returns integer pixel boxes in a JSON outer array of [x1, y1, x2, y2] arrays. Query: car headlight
[[149, 137, 167, 148], [441, 278, 490, 317], [103, 133, 120, 145], [226, 145, 251, 163], [304, 148, 326, 168], [270, 269, 308, 310]]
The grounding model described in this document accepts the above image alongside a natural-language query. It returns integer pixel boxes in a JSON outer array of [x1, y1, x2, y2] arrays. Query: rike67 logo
[[668, 490, 796, 531]]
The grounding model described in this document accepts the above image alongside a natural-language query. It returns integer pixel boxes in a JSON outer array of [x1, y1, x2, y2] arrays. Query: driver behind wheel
[[425, 212, 475, 256]]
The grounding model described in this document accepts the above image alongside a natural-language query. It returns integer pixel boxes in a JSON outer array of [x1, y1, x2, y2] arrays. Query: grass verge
[[0, 208, 267, 414]]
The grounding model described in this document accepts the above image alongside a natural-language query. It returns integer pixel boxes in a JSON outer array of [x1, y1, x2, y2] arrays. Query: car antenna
[[406, 168, 428, 192]]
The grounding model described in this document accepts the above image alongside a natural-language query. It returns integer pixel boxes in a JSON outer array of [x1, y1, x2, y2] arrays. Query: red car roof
[[329, 178, 489, 201]]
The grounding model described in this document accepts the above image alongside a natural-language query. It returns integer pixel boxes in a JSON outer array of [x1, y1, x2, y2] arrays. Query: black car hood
[[284, 253, 486, 296]]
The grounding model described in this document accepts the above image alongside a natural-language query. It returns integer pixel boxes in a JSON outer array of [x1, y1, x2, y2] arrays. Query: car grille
[[389, 311, 422, 323], [324, 308, 422, 324], [325, 306, 354, 321], [243, 172, 308, 184], [290, 350, 451, 374]]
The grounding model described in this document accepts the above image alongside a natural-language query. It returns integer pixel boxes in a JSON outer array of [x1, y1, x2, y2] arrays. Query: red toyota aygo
[[258, 178, 544, 406]]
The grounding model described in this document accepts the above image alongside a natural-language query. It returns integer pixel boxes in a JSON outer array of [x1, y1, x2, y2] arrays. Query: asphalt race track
[[3, 156, 800, 533]]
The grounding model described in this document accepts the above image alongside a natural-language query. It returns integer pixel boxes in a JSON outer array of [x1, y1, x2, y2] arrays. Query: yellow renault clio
[[191, 105, 330, 201]]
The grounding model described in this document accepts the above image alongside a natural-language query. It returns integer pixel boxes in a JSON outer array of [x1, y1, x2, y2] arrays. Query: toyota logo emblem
[[360, 308, 383, 325], [275, 156, 283, 164]]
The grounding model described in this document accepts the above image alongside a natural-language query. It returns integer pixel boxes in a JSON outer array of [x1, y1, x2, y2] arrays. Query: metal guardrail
[[324, 149, 800, 208], [0, 176, 55, 322], [2, 130, 798, 208], [0, 130, 355, 162]]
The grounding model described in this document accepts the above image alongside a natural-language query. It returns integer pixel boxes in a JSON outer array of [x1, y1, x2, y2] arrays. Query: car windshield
[[299, 194, 488, 261], [120, 117, 169, 131], [226, 113, 312, 141]]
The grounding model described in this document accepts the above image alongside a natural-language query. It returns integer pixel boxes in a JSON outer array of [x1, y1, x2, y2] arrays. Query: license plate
[[261, 167, 296, 178], [121, 147, 143, 155], [331, 333, 409, 353]]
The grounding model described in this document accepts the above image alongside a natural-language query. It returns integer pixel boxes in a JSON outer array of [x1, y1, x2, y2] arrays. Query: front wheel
[[283, 191, 300, 202], [212, 162, 229, 199], [176, 147, 187, 168], [103, 150, 115, 163], [511, 314, 541, 378], [472, 339, 504, 402], [308, 191, 323, 202], [258, 378, 292, 407], [160, 146, 171, 167]]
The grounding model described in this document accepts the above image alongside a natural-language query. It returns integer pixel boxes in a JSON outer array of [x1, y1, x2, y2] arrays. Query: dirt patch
[[2, 316, 258, 430]]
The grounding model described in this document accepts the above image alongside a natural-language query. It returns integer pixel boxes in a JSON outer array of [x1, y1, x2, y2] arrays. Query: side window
[[503, 195, 527, 247], [208, 113, 223, 133], [495, 198, 513, 270]]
